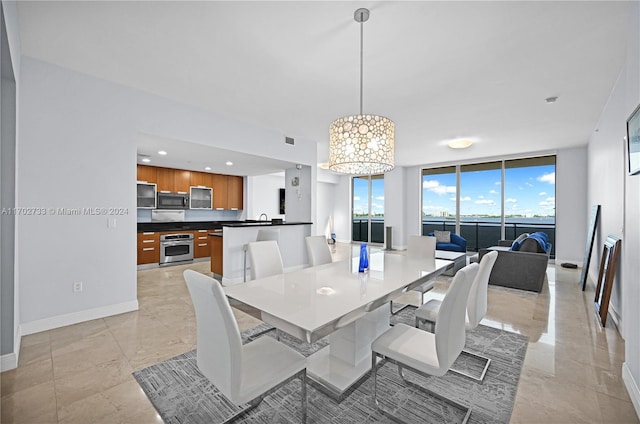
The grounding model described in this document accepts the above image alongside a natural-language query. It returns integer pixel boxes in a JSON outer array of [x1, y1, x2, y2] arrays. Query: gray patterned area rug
[[133, 308, 528, 424]]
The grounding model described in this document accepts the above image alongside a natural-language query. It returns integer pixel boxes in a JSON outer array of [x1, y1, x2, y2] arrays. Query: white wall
[[316, 181, 335, 237], [1, 0, 21, 369], [555, 146, 588, 263], [246, 174, 285, 221], [283, 165, 313, 224], [384, 166, 407, 249], [17, 58, 316, 332], [588, 1, 639, 416], [333, 174, 351, 243]]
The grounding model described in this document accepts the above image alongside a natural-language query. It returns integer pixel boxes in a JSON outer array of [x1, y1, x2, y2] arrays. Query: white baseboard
[[0, 327, 22, 372], [20, 300, 139, 336], [1, 352, 17, 371], [623, 362, 640, 420]]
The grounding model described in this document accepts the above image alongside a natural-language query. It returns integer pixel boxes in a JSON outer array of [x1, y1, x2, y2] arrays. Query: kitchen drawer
[[137, 232, 159, 264], [194, 241, 211, 259], [137, 245, 160, 264], [137, 231, 159, 243]]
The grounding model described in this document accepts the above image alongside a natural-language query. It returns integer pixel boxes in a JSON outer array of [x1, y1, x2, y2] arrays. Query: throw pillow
[[434, 230, 451, 243], [510, 232, 530, 251]]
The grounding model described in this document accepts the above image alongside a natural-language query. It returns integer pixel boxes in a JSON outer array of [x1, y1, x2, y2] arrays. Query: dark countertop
[[137, 220, 312, 233], [137, 221, 223, 232], [221, 221, 312, 228]]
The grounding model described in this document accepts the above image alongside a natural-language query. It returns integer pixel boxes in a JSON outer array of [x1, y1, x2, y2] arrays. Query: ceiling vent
[[285, 137, 295, 145]]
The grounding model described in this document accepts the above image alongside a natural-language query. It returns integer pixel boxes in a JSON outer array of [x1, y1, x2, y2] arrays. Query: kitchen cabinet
[[194, 229, 211, 258], [190, 171, 212, 188], [174, 170, 191, 193], [210, 234, 223, 275], [137, 232, 160, 265], [156, 167, 175, 192], [211, 174, 229, 210], [227, 176, 244, 210], [137, 165, 157, 183]]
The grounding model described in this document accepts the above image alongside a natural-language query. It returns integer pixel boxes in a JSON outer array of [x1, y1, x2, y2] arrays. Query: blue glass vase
[[358, 242, 369, 272]]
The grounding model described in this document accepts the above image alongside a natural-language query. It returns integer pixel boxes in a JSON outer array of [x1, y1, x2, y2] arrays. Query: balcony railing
[[352, 218, 385, 244], [421, 219, 555, 258], [352, 218, 555, 258]]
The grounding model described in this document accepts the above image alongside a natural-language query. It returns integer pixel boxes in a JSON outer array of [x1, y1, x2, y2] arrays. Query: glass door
[[352, 174, 384, 243]]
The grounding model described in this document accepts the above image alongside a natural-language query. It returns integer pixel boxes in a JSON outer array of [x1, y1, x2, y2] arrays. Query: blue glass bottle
[[358, 242, 369, 272]]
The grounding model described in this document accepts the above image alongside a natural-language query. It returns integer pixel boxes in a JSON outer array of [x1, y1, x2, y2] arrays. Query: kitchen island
[[216, 221, 312, 285]]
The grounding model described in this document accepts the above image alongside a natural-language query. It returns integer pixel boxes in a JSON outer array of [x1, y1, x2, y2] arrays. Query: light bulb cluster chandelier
[[328, 8, 395, 175]]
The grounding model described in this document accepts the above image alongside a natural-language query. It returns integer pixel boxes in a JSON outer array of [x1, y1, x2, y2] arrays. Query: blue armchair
[[428, 232, 467, 253]]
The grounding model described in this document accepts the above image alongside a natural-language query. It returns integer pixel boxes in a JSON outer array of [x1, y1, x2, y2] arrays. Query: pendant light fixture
[[328, 8, 395, 175]]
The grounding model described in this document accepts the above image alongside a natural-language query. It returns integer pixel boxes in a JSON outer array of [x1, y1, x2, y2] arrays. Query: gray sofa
[[478, 239, 549, 292]]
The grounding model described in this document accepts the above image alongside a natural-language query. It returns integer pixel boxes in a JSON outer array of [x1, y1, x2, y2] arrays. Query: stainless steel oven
[[160, 233, 194, 265]]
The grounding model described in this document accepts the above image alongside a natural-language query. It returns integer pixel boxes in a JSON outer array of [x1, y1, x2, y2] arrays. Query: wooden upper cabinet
[[137, 165, 157, 183], [156, 167, 175, 192], [174, 170, 191, 193], [211, 174, 228, 210], [190, 171, 206, 187], [227, 176, 244, 210]]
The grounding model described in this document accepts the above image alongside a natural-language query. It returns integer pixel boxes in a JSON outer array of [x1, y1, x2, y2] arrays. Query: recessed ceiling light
[[226, 161, 233, 166], [141, 157, 151, 163], [158, 150, 167, 155], [204, 166, 211, 171], [447, 138, 474, 149], [545, 96, 558, 104]]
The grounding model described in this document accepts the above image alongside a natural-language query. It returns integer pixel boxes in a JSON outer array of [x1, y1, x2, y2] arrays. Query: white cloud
[[353, 196, 361, 201], [461, 196, 471, 201], [505, 198, 517, 203], [478, 195, 485, 199], [475, 199, 496, 205], [537, 172, 555, 184], [422, 180, 439, 189], [538, 192, 547, 196], [525, 182, 534, 187], [494, 181, 501, 186], [489, 190, 498, 195], [423, 179, 456, 195], [423, 205, 446, 211], [375, 196, 384, 201]]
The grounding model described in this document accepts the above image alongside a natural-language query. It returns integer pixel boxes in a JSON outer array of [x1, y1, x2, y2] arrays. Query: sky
[[352, 177, 385, 216], [422, 164, 556, 218], [351, 164, 556, 219]]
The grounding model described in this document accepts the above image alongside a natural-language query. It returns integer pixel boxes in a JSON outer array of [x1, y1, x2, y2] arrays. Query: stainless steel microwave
[[157, 192, 189, 209]]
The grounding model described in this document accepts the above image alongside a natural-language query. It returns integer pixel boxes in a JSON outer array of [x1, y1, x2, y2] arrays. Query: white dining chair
[[371, 263, 478, 424], [305, 235, 332, 266], [390, 235, 437, 315], [415, 250, 498, 382], [247, 240, 284, 280], [183, 270, 307, 423]]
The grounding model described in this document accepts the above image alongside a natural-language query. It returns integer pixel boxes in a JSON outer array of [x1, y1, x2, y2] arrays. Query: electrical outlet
[[73, 281, 83, 292]]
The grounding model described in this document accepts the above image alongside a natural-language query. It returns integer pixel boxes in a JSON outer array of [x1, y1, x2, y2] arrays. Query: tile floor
[[1, 244, 638, 423]]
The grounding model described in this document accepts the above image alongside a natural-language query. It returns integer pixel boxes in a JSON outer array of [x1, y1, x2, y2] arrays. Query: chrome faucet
[[259, 213, 268, 222]]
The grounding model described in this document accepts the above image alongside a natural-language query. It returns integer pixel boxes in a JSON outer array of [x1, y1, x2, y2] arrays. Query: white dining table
[[223, 247, 452, 399]]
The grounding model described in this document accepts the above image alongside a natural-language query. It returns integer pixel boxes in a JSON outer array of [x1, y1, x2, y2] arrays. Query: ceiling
[[137, 133, 294, 176], [16, 1, 630, 172]]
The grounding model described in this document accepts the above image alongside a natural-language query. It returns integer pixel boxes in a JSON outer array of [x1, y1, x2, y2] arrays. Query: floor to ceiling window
[[460, 161, 502, 250], [421, 166, 457, 235], [421, 156, 556, 257], [352, 174, 385, 243], [504, 156, 556, 257]]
